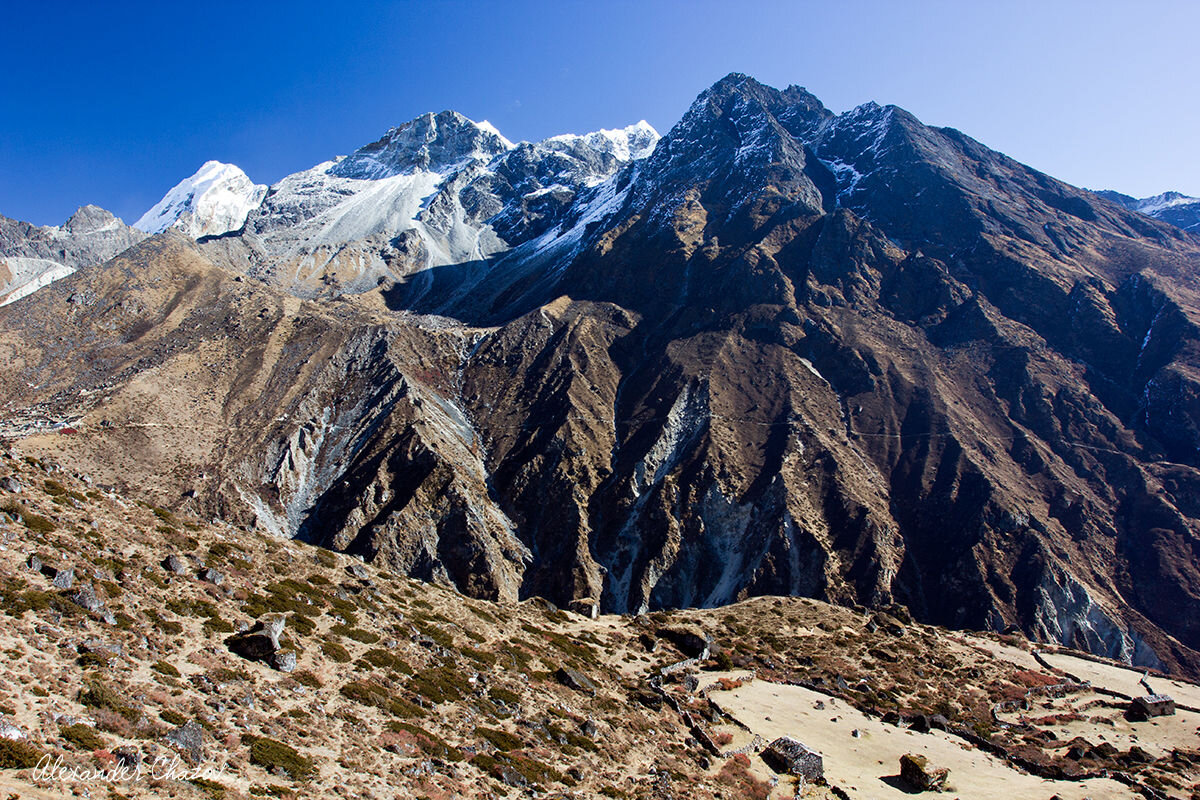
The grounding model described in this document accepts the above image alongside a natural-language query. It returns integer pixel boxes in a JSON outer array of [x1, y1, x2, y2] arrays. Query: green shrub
[[0, 738, 43, 769], [386, 722, 463, 761], [61, 723, 107, 750], [475, 726, 523, 751], [78, 678, 139, 721], [488, 687, 521, 706], [244, 735, 315, 781], [160, 709, 187, 726], [329, 625, 379, 644], [152, 660, 181, 678], [320, 641, 351, 663], [292, 670, 322, 689]]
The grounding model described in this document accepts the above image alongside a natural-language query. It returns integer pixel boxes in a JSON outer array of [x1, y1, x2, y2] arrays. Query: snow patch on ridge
[[0, 257, 75, 306]]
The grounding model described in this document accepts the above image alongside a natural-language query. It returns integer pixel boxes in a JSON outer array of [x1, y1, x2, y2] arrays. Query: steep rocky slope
[[2, 74, 1199, 679]]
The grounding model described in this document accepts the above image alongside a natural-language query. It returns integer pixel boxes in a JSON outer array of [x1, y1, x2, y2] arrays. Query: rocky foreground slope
[[1, 454, 1198, 798], [1, 74, 1199, 681]]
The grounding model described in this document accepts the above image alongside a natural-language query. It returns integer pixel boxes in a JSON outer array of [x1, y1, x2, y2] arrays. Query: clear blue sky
[[3, 0, 1197, 226]]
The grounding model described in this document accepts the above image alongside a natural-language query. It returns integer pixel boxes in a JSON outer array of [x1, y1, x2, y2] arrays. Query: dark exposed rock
[[2, 476, 21, 493], [162, 555, 187, 575], [761, 736, 824, 781], [345, 562, 369, 580], [165, 720, 204, 764], [69, 584, 104, 613], [3, 74, 1200, 679], [899, 752, 948, 792], [555, 667, 596, 695]]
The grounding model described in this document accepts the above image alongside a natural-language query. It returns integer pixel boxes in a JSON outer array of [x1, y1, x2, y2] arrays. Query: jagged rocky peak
[[330, 110, 515, 180], [62, 204, 121, 234], [634, 72, 835, 221], [135, 160, 268, 239]]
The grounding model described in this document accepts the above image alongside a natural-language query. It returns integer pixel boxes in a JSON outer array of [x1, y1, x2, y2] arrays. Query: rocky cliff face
[[0, 205, 145, 305], [2, 74, 1199, 677]]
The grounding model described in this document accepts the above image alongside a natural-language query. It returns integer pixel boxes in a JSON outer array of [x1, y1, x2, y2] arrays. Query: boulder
[[25, 554, 41, 573], [2, 476, 21, 493], [226, 614, 286, 663], [51, 566, 75, 590], [899, 753, 948, 792], [69, 584, 104, 613], [162, 554, 188, 575], [556, 666, 597, 694], [345, 562, 369, 580], [165, 720, 204, 764], [199, 567, 224, 586], [761, 736, 824, 781]]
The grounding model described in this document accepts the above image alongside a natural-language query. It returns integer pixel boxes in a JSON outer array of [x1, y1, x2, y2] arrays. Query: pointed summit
[[135, 161, 267, 238], [330, 111, 514, 180]]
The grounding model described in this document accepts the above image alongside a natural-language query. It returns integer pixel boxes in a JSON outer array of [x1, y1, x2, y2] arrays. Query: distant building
[[1129, 694, 1176, 720], [761, 736, 824, 781]]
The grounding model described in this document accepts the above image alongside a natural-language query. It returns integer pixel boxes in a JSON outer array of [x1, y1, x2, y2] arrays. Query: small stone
[[269, 650, 296, 673], [345, 562, 369, 580], [199, 567, 224, 586], [52, 566, 76, 590], [26, 554, 42, 573], [1, 476, 21, 493], [581, 719, 599, 738]]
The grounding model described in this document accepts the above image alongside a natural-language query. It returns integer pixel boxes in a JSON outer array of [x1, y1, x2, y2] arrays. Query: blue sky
[[2, 0, 1197, 226]]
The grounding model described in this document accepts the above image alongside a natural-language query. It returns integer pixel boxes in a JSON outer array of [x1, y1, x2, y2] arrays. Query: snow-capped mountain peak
[[135, 161, 267, 238], [330, 111, 515, 180]]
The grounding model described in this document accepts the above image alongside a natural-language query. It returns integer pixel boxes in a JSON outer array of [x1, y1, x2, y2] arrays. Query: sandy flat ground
[[708, 678, 1136, 799], [1040, 651, 1200, 708]]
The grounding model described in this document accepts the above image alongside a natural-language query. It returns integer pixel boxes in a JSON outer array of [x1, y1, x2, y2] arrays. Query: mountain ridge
[[2, 74, 1199, 679]]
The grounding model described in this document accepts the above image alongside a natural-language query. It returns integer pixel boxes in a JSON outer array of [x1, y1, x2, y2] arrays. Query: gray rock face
[[227, 614, 286, 663], [0, 205, 145, 304], [51, 566, 75, 590], [162, 554, 187, 575], [69, 584, 104, 613], [1, 476, 21, 493], [165, 720, 204, 763], [762, 736, 824, 781]]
